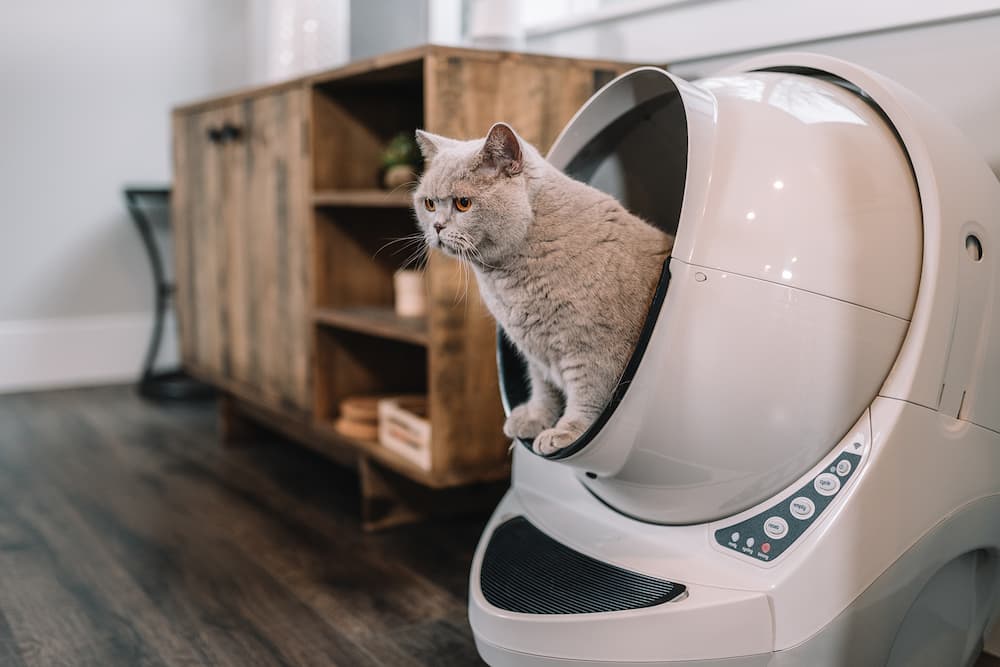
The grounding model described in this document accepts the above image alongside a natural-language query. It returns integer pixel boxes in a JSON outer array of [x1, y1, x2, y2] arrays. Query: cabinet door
[[228, 90, 312, 412], [172, 106, 229, 379]]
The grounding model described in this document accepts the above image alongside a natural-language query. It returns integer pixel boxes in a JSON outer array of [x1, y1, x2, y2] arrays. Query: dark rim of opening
[[496, 70, 687, 461]]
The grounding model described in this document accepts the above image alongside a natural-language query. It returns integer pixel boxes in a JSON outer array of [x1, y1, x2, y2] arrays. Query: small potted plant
[[380, 132, 421, 190]]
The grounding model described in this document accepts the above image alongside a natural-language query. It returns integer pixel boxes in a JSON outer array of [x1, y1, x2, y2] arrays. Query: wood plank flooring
[[0, 386, 485, 666], [0, 385, 998, 666]]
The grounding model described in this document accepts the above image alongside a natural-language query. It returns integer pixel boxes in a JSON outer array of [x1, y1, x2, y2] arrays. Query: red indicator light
[[761, 543, 771, 554]]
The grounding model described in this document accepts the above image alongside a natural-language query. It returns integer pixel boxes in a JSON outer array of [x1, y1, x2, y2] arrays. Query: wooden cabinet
[[172, 47, 635, 528], [173, 89, 312, 412], [172, 105, 225, 379]]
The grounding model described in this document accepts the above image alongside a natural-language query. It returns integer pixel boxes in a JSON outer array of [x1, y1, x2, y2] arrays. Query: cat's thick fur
[[413, 123, 673, 454]]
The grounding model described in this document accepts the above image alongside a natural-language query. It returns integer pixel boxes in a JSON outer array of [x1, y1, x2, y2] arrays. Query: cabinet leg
[[359, 457, 427, 531], [358, 456, 508, 532], [218, 394, 260, 447]]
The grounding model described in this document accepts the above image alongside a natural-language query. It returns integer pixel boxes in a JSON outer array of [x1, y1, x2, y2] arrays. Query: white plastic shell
[[543, 66, 923, 523], [677, 72, 922, 320]]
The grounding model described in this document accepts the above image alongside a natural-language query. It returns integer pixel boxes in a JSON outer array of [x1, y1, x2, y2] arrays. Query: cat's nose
[[433, 222, 445, 233]]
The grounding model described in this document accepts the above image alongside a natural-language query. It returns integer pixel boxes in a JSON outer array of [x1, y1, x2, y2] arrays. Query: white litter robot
[[469, 53, 1000, 666]]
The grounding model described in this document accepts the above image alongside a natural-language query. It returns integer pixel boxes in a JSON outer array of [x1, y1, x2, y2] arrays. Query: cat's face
[[413, 123, 533, 267]]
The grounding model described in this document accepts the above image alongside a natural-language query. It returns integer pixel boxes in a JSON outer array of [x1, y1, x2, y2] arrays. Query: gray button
[[746, 537, 755, 548], [836, 460, 852, 477], [789, 496, 815, 520], [763, 517, 789, 539], [815, 472, 841, 496], [731, 531, 740, 543]]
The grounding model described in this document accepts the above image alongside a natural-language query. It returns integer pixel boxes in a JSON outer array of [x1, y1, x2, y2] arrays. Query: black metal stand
[[124, 186, 213, 401]]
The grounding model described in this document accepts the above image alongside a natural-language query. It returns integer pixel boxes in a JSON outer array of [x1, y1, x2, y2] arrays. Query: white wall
[[668, 14, 1000, 178], [246, 0, 350, 84], [350, 0, 429, 60], [526, 1, 1000, 175], [526, 0, 1000, 62], [0, 1, 251, 393]]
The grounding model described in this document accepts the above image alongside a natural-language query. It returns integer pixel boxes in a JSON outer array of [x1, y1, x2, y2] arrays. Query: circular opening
[[497, 69, 687, 461], [966, 234, 983, 262]]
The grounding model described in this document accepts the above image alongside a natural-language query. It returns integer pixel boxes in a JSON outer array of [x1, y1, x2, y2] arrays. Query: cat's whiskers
[[461, 245, 473, 305], [448, 232, 483, 304], [449, 235, 477, 305], [463, 250, 474, 304], [467, 244, 500, 271], [388, 180, 419, 196], [448, 229, 500, 272], [374, 232, 426, 259], [451, 244, 467, 305], [401, 242, 429, 271], [376, 231, 432, 272]]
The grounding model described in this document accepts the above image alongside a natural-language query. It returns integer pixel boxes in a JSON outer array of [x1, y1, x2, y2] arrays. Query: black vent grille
[[480, 516, 686, 614]]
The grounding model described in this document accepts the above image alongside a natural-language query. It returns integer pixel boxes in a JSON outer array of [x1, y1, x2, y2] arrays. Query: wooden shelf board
[[312, 189, 414, 208], [185, 366, 509, 491], [314, 420, 510, 489], [314, 306, 429, 346], [308, 47, 428, 87], [173, 44, 648, 114]]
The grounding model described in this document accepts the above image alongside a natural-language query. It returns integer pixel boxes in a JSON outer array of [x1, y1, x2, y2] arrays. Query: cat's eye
[[455, 197, 472, 212], [423, 198, 435, 212]]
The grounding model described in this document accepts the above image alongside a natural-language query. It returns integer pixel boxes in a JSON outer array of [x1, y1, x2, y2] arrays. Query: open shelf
[[315, 326, 427, 415], [314, 206, 424, 309], [315, 306, 428, 346], [312, 189, 414, 208], [311, 67, 424, 192]]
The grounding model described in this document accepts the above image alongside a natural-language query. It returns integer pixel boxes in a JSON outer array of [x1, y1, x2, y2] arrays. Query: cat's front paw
[[504, 403, 556, 440], [533, 425, 585, 456]]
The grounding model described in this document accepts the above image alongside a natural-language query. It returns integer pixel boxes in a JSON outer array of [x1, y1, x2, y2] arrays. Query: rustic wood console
[[171, 46, 633, 529]]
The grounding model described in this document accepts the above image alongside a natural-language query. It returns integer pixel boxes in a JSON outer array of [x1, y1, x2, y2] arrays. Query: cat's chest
[[478, 271, 562, 360]]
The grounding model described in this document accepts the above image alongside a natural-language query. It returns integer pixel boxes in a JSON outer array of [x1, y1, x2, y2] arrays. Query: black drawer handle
[[221, 123, 242, 142], [206, 124, 242, 145]]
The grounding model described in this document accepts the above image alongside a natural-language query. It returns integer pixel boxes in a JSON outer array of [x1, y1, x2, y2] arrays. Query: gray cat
[[413, 123, 673, 455]]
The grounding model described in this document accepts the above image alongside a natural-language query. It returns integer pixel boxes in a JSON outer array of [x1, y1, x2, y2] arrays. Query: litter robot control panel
[[715, 442, 864, 563]]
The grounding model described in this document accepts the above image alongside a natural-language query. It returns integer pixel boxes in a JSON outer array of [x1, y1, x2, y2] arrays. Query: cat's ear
[[479, 123, 523, 176], [415, 129, 452, 161]]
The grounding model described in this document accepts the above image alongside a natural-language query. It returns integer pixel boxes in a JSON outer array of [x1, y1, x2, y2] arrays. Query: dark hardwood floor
[[1, 385, 998, 667], [0, 385, 487, 666]]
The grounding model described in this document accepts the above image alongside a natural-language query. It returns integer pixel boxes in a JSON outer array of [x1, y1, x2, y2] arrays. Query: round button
[[836, 459, 852, 477], [746, 537, 755, 548], [789, 496, 815, 520], [763, 517, 789, 540], [761, 543, 771, 554], [815, 472, 841, 496], [731, 531, 740, 543]]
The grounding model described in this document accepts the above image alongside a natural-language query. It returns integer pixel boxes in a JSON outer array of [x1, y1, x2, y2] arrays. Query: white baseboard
[[0, 313, 179, 394]]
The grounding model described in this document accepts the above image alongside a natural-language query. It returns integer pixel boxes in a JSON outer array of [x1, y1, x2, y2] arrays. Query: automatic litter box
[[470, 53, 1000, 666]]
